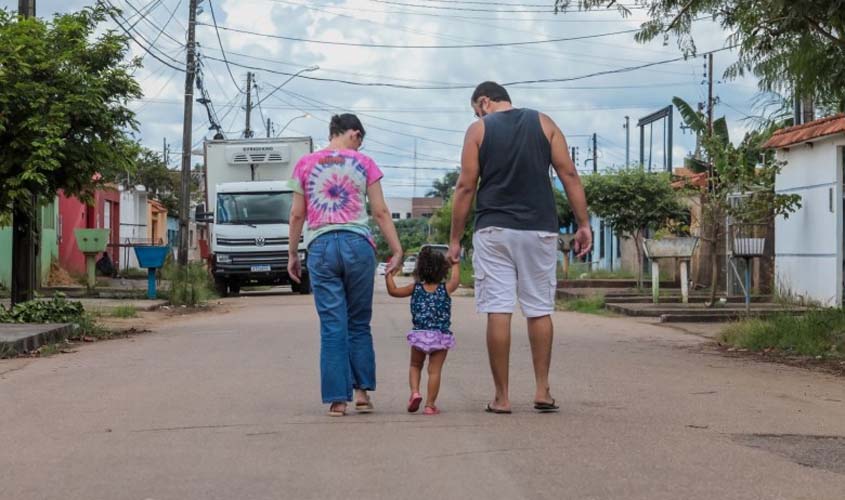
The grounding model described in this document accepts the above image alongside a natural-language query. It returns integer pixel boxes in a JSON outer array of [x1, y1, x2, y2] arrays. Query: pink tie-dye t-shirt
[[291, 149, 383, 246]]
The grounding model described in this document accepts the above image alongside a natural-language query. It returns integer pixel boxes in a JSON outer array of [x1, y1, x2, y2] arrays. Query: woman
[[288, 114, 403, 417]]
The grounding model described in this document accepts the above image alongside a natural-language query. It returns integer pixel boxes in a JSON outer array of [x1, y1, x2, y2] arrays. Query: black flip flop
[[485, 403, 512, 414], [534, 399, 560, 413]]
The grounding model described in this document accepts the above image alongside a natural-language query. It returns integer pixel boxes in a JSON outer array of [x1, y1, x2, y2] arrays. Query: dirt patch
[[733, 433, 845, 475], [694, 342, 845, 377], [46, 262, 80, 288]]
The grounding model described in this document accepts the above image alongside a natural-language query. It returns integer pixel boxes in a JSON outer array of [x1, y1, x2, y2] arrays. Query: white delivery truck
[[196, 137, 313, 296]]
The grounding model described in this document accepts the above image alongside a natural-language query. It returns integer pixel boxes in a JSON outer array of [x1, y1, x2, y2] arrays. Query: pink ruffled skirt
[[407, 329, 455, 353]]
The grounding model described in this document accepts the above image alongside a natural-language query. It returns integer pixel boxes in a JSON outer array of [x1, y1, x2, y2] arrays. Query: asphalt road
[[2, 281, 845, 500]]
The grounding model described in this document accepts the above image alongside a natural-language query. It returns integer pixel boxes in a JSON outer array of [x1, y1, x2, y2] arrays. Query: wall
[[0, 199, 60, 289], [774, 136, 843, 306], [58, 189, 120, 277], [412, 197, 443, 218], [385, 197, 414, 220], [147, 200, 168, 246], [119, 187, 148, 270]]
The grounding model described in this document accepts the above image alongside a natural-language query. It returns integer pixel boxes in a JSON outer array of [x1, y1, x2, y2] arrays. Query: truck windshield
[[217, 192, 292, 225]]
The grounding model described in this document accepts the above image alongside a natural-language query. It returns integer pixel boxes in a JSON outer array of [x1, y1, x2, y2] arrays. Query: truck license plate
[[251, 265, 272, 272]]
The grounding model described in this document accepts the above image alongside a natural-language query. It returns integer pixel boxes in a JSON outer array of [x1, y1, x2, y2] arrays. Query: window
[[392, 213, 400, 220], [406, 212, 412, 219], [421, 212, 433, 218], [217, 192, 292, 225]]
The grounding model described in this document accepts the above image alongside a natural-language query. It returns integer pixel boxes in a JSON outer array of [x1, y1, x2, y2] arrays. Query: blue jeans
[[307, 231, 377, 404]]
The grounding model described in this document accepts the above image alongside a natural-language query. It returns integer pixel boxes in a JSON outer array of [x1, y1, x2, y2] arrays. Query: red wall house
[[58, 188, 121, 276]]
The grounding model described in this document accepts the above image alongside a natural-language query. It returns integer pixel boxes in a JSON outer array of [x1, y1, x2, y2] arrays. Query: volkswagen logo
[[255, 237, 265, 247]]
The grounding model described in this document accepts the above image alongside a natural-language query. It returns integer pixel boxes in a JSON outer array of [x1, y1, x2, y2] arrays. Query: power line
[[197, 22, 641, 49], [101, 0, 185, 72], [208, 0, 245, 93]]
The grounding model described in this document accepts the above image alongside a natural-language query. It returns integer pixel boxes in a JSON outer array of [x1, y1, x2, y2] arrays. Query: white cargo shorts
[[472, 226, 558, 318]]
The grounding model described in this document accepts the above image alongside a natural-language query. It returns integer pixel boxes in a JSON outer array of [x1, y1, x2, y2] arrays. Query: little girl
[[386, 246, 460, 415]]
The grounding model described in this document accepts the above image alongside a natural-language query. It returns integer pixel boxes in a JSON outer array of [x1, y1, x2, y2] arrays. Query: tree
[[430, 197, 474, 251], [583, 168, 687, 288], [0, 6, 142, 219], [372, 218, 430, 261], [426, 170, 459, 200], [558, 0, 845, 111], [554, 189, 576, 229], [672, 96, 801, 304]]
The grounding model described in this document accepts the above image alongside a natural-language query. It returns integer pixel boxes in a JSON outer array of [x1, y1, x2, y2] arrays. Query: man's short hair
[[471, 81, 511, 104]]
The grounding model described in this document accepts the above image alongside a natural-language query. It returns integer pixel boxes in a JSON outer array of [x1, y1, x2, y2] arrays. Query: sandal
[[423, 405, 440, 415], [485, 403, 512, 414], [327, 402, 347, 417], [407, 392, 423, 413], [533, 399, 560, 413], [355, 395, 374, 413]]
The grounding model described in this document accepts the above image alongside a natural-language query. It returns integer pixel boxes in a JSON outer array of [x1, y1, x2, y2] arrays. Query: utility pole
[[570, 146, 577, 167], [177, 0, 199, 266], [244, 72, 254, 138], [17, 0, 35, 17], [624, 116, 630, 166], [706, 52, 714, 136], [266, 118, 272, 138], [412, 138, 418, 198], [12, 0, 37, 305], [163, 138, 169, 167], [592, 133, 598, 173]]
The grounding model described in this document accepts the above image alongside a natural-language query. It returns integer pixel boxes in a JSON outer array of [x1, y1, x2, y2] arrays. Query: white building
[[385, 197, 414, 221], [765, 114, 845, 306], [118, 185, 149, 270]]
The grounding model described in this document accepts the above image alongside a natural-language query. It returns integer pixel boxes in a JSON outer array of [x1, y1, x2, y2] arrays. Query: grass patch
[[720, 309, 845, 358], [110, 305, 138, 318], [566, 262, 636, 280], [558, 295, 608, 315], [37, 344, 61, 357]]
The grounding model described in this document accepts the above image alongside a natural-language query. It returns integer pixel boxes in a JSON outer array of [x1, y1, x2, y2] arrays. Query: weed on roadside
[[164, 262, 216, 306], [110, 305, 138, 318], [720, 309, 845, 358], [459, 260, 474, 289], [558, 295, 608, 315]]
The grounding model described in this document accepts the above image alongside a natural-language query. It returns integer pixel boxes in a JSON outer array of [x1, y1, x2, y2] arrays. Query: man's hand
[[385, 250, 403, 275], [447, 242, 462, 265], [288, 254, 301, 284], [573, 226, 592, 259]]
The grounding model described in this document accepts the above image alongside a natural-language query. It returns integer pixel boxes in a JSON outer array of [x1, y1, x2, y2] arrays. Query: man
[[448, 81, 591, 414]]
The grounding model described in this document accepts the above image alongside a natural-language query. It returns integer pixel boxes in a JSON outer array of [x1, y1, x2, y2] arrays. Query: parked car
[[376, 262, 387, 275], [402, 255, 417, 276]]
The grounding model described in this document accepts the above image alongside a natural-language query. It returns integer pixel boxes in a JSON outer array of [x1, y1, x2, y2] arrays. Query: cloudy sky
[[21, 0, 761, 196]]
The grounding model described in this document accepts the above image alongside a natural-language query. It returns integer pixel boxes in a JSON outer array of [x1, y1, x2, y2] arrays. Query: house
[[764, 113, 845, 306], [147, 199, 168, 246], [0, 199, 60, 289], [383, 197, 445, 221], [57, 188, 120, 277], [167, 215, 202, 262], [385, 197, 413, 220]]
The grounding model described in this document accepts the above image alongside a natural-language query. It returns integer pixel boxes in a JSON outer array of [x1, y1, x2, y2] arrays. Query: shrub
[[164, 262, 216, 306]]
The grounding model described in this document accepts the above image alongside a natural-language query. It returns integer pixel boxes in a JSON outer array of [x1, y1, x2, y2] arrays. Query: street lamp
[[277, 113, 310, 137], [255, 65, 319, 108]]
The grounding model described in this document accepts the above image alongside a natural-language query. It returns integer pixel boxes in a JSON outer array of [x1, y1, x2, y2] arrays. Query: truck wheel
[[298, 273, 311, 295], [214, 278, 229, 297]]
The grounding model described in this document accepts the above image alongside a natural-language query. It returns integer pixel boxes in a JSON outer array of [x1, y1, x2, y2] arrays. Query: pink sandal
[[423, 405, 440, 415], [407, 392, 423, 413]]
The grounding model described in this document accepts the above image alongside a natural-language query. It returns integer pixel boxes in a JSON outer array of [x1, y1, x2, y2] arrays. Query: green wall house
[[0, 198, 60, 290]]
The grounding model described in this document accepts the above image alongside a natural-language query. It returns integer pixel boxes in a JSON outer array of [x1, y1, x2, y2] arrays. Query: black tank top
[[475, 108, 558, 233]]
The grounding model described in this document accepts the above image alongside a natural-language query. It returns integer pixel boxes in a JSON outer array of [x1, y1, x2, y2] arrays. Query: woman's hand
[[288, 253, 302, 284]]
